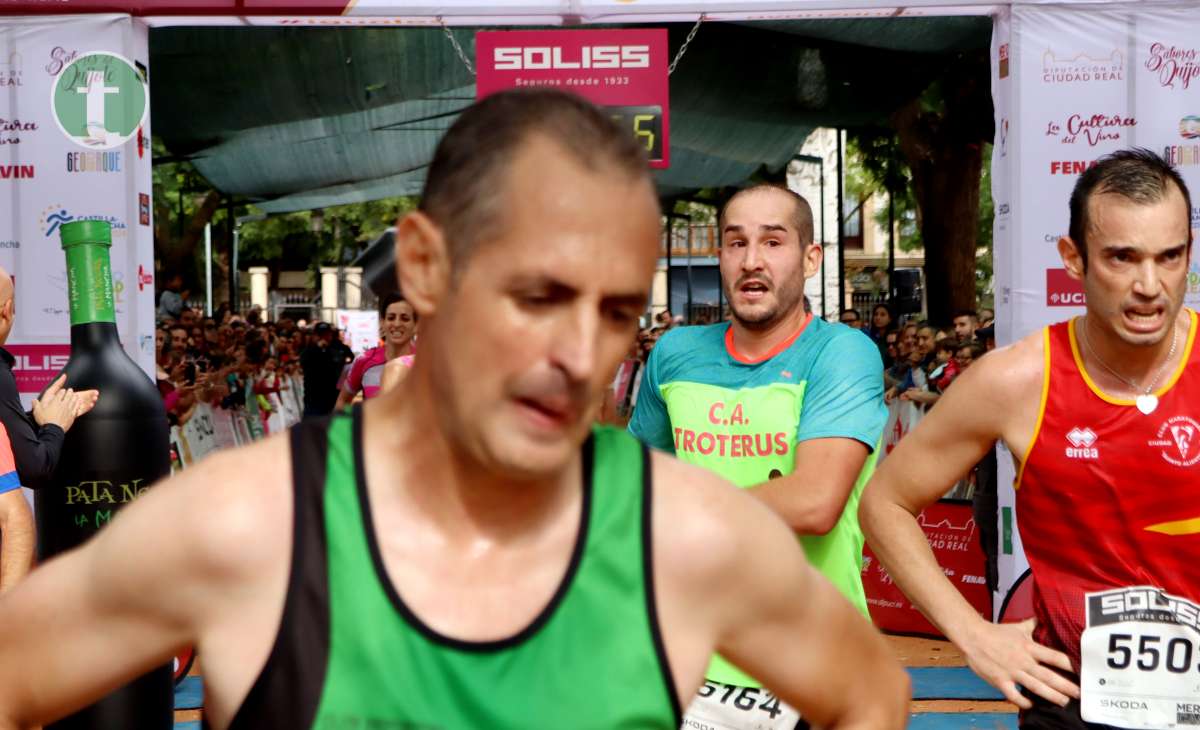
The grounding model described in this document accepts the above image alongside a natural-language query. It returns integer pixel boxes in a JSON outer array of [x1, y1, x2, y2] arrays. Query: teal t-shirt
[[628, 315, 886, 686]]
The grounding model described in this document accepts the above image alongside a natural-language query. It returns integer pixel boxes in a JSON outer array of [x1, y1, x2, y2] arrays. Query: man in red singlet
[[860, 148, 1199, 730]]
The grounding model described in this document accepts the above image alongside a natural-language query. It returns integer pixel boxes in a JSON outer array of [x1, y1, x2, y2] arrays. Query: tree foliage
[[846, 49, 994, 324], [153, 137, 417, 298]]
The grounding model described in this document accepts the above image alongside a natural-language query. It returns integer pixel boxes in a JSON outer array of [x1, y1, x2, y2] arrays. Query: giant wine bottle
[[37, 219, 173, 729]]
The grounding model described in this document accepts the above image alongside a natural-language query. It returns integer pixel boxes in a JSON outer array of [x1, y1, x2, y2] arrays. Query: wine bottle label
[[65, 244, 116, 325]]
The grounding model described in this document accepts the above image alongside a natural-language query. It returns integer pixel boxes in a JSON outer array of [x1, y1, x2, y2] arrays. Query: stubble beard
[[727, 278, 806, 332]]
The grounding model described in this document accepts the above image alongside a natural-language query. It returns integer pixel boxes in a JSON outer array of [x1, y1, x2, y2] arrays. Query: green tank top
[[224, 408, 680, 730]]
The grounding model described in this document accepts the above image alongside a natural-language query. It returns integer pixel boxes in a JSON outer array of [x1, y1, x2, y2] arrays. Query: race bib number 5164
[[1081, 586, 1200, 728]]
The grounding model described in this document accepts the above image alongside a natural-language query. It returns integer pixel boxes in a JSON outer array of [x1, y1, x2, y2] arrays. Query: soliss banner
[[475, 28, 670, 169]]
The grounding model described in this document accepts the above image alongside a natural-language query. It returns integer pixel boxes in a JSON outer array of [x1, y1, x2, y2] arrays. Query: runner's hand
[[961, 618, 1079, 709]]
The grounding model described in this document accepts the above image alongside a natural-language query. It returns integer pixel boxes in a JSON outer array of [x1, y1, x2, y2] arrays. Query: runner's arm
[[747, 330, 885, 534], [858, 340, 1078, 708], [335, 356, 366, 409], [0, 488, 33, 592], [665, 460, 909, 729], [746, 437, 869, 534], [0, 439, 285, 728], [379, 357, 410, 393], [626, 343, 675, 451]]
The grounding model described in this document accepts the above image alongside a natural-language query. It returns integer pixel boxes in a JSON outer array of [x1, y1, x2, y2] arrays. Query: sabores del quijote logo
[[1146, 43, 1200, 91], [49, 51, 147, 151]]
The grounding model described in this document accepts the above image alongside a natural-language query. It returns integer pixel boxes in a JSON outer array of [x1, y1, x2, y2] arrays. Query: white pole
[[204, 223, 213, 316]]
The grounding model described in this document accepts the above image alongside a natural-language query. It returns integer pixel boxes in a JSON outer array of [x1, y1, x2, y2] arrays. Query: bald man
[[0, 268, 97, 494]]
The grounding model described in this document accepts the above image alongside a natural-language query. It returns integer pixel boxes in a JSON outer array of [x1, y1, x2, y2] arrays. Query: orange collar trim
[[725, 312, 814, 364]]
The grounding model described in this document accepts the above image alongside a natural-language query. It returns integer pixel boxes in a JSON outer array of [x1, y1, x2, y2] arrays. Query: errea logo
[[1066, 427, 1099, 459], [493, 45, 650, 71]]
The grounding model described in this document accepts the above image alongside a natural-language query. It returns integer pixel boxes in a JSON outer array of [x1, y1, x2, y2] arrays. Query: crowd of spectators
[[153, 301, 354, 429], [838, 304, 995, 412]]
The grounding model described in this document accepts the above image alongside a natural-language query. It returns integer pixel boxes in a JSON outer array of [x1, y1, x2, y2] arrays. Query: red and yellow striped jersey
[[1016, 311, 1200, 668]]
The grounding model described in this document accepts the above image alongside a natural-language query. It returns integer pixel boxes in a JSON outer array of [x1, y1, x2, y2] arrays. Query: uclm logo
[[493, 45, 650, 71], [1047, 268, 1086, 306]]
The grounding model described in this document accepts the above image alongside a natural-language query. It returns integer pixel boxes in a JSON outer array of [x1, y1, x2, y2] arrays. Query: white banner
[[336, 308, 380, 355], [0, 15, 156, 393], [994, 2, 1200, 617]]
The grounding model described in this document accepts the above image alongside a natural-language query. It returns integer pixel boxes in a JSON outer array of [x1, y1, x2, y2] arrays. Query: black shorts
[[1020, 690, 1122, 730]]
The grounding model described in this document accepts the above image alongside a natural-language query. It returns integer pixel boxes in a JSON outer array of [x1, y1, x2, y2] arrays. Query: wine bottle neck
[[70, 322, 121, 351], [64, 243, 116, 326]]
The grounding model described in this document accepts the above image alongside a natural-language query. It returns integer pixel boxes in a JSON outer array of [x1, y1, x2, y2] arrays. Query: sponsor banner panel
[[0, 17, 156, 377], [997, 4, 1200, 620], [475, 29, 670, 168], [863, 500, 991, 636]]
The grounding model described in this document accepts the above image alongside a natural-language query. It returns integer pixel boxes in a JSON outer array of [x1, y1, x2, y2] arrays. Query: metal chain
[[668, 15, 705, 76], [440, 18, 475, 76], [1080, 316, 1178, 395]]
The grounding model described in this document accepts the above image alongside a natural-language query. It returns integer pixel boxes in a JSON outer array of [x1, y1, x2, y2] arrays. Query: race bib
[[682, 681, 803, 730], [1080, 586, 1200, 729]]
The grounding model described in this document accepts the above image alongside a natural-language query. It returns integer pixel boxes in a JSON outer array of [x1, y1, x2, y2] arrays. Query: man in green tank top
[[0, 90, 908, 730]]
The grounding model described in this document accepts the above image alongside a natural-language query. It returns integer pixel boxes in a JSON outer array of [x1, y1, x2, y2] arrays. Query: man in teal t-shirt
[[629, 184, 886, 730]]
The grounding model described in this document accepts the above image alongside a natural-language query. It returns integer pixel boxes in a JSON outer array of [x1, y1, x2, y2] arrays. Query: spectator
[[0, 425, 30, 592], [956, 341, 986, 370], [975, 324, 996, 351], [0, 267, 98, 492], [978, 308, 995, 328], [300, 322, 353, 417], [840, 308, 862, 329], [929, 339, 961, 392], [157, 273, 186, 323], [169, 324, 190, 356], [952, 309, 978, 341], [883, 330, 900, 368], [336, 293, 418, 409], [885, 323, 918, 388], [914, 324, 937, 368], [868, 303, 895, 342]]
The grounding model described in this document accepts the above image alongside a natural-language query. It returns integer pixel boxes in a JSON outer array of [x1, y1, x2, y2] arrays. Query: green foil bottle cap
[[59, 219, 113, 250]]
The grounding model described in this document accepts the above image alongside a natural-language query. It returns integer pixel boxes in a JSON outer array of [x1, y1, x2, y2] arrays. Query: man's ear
[[394, 211, 451, 319], [803, 240, 824, 280], [1058, 236, 1085, 280]]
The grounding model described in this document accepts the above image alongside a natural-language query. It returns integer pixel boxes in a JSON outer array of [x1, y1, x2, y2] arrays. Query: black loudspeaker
[[892, 268, 923, 315]]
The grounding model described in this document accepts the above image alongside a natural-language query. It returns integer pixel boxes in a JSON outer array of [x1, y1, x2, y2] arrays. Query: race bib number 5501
[[1081, 586, 1200, 728]]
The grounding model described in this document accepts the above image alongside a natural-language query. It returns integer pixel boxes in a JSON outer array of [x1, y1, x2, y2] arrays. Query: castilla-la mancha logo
[[50, 51, 147, 150], [1148, 416, 1200, 467], [1043, 49, 1124, 84]]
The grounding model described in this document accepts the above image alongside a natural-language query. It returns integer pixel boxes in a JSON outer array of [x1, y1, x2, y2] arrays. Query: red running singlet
[[1016, 312, 1200, 669]]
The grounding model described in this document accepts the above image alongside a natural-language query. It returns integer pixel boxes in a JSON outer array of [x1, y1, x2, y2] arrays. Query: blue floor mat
[[172, 668, 1009, 720], [908, 667, 1006, 700], [175, 675, 203, 710], [175, 723, 200, 730], [909, 713, 1018, 729]]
